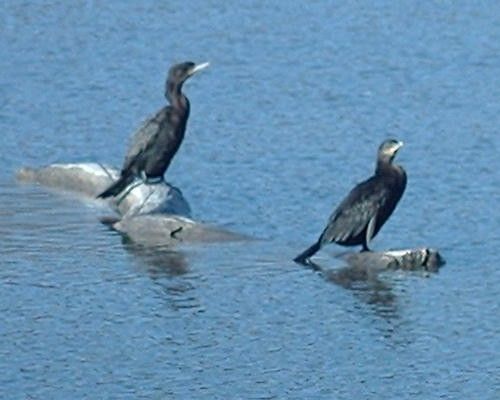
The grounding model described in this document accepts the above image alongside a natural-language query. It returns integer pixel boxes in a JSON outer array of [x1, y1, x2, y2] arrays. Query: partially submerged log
[[16, 163, 191, 217]]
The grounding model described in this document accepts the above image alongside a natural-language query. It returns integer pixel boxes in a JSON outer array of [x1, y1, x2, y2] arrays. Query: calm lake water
[[1, 1, 499, 398]]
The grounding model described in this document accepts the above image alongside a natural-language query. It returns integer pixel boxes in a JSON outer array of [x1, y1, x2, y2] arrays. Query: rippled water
[[1, 1, 499, 398]]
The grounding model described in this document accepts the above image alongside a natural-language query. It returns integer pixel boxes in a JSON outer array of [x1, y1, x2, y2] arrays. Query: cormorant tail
[[293, 240, 321, 265], [97, 173, 135, 199]]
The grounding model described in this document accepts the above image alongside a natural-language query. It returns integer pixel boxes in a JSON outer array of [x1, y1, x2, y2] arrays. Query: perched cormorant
[[97, 61, 209, 199], [294, 139, 407, 264]]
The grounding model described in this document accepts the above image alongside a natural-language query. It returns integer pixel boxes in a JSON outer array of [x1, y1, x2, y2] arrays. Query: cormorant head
[[165, 61, 209, 103], [167, 61, 210, 87], [378, 139, 403, 164]]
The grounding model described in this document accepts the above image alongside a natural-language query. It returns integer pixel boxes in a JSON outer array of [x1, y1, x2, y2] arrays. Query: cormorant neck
[[165, 80, 189, 111], [375, 156, 394, 175]]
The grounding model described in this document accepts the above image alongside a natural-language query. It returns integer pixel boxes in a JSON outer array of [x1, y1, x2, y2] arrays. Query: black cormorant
[[294, 139, 407, 264], [97, 61, 209, 199]]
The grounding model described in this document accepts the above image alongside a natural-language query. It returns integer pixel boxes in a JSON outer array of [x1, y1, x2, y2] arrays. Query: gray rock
[[304, 247, 445, 289], [16, 163, 191, 217], [110, 214, 250, 246], [16, 162, 248, 245], [17, 163, 116, 197], [342, 248, 445, 273]]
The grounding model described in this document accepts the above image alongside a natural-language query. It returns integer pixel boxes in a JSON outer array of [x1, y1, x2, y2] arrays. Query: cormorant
[[97, 61, 209, 199], [294, 139, 407, 264]]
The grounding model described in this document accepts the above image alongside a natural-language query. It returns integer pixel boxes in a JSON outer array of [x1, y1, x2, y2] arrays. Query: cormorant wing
[[122, 107, 170, 171], [320, 178, 389, 245]]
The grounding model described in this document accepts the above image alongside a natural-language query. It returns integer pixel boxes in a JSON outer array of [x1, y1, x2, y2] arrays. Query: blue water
[[1, 1, 499, 398]]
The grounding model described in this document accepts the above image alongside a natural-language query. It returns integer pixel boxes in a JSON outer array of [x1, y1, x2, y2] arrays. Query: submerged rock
[[305, 247, 445, 285], [313, 248, 446, 299], [109, 214, 249, 246], [342, 248, 445, 273]]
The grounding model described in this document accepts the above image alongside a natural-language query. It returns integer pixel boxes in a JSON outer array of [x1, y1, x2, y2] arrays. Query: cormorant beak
[[188, 62, 210, 76], [389, 140, 403, 156]]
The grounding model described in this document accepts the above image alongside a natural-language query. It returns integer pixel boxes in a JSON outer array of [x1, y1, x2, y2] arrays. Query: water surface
[[1, 1, 499, 398]]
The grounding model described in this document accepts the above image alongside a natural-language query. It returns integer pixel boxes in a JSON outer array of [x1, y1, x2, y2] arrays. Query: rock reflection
[[122, 239, 202, 312], [323, 265, 398, 317], [122, 238, 189, 277], [300, 252, 444, 345], [304, 255, 400, 320], [302, 247, 443, 320]]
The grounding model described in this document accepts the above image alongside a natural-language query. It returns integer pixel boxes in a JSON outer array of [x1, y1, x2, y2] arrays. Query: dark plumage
[[294, 139, 407, 264], [97, 61, 209, 199]]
